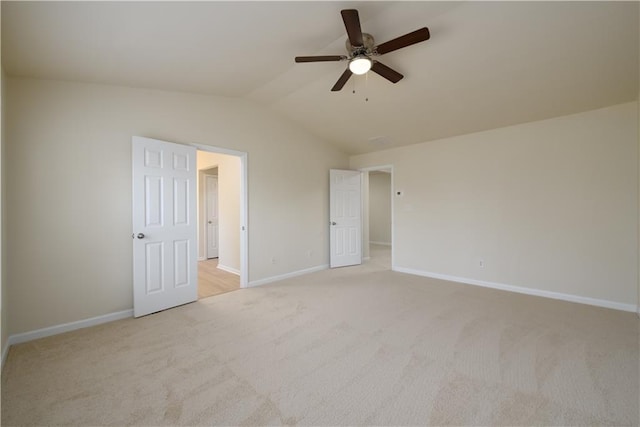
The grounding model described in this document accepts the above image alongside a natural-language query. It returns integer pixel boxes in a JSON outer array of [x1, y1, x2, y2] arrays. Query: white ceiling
[[3, 1, 638, 155]]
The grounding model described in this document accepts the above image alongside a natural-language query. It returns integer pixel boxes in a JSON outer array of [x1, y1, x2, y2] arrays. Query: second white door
[[206, 174, 219, 259]]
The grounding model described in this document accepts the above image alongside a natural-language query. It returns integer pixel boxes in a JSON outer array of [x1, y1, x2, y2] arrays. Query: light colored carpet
[[2, 245, 638, 426]]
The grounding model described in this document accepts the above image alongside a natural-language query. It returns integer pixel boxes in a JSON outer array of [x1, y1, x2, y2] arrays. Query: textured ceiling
[[3, 1, 638, 155]]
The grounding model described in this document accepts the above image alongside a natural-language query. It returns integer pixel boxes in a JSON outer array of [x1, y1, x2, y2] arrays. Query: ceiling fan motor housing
[[346, 33, 375, 57]]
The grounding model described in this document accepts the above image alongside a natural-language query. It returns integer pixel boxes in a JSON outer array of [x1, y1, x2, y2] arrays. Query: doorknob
[[137, 233, 145, 239], [331, 222, 337, 226], [208, 221, 212, 224]]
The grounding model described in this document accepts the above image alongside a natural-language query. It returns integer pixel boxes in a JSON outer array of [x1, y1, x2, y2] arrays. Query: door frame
[[359, 164, 395, 270], [192, 143, 248, 288]]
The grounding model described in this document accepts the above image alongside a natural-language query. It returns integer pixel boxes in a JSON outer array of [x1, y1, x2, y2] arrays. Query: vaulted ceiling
[[3, 1, 638, 154]]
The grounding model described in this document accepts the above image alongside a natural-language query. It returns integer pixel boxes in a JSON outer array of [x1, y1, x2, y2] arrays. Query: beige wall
[[369, 172, 391, 245], [351, 102, 639, 306], [0, 0, 8, 358], [218, 157, 240, 271], [5, 77, 348, 335], [1, 8, 5, 359], [197, 151, 240, 272], [1, 65, 7, 357]]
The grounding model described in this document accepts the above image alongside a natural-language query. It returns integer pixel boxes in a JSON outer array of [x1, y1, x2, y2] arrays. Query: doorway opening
[[195, 146, 248, 298], [361, 165, 393, 270]]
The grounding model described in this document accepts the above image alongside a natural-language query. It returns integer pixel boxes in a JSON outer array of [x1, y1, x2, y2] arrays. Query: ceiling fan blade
[[295, 55, 347, 63], [371, 61, 404, 83], [331, 69, 353, 91], [375, 27, 430, 55], [341, 9, 364, 47]]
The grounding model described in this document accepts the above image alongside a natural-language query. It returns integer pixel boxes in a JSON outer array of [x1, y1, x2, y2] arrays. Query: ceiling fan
[[295, 9, 430, 91]]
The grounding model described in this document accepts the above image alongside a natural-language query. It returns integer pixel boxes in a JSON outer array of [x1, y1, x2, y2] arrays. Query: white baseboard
[[198, 256, 206, 261], [7, 309, 133, 347], [247, 264, 329, 288], [369, 241, 391, 246], [393, 266, 638, 313], [217, 264, 240, 276]]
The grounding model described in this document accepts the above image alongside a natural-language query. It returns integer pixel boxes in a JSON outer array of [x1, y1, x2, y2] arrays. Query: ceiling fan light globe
[[349, 57, 372, 75]]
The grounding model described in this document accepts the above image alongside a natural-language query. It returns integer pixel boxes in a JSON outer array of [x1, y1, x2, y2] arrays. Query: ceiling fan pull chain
[[365, 72, 369, 102]]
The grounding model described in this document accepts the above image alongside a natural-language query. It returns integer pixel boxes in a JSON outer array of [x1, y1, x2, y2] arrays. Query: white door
[[330, 169, 362, 268], [132, 136, 197, 317], [206, 174, 219, 259]]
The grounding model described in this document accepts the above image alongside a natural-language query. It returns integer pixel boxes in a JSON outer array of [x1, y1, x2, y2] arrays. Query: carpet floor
[[2, 246, 638, 426]]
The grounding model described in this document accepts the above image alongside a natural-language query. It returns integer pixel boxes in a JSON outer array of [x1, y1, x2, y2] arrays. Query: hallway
[[198, 259, 240, 299]]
